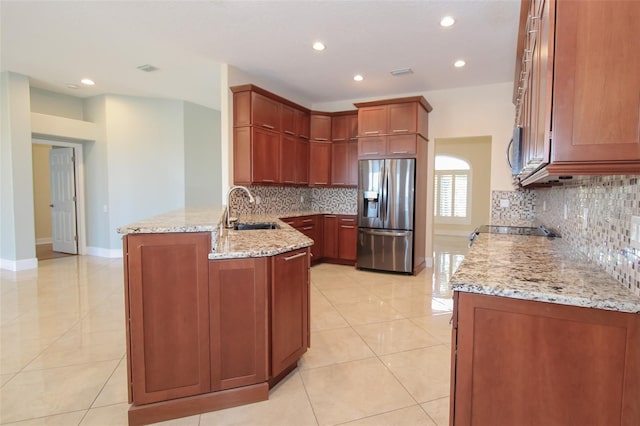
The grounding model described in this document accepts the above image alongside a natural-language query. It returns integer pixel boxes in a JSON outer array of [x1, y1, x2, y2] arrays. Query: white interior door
[[50, 147, 78, 254]]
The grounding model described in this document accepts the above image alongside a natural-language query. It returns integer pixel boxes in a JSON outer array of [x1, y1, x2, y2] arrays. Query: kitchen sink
[[233, 222, 280, 230]]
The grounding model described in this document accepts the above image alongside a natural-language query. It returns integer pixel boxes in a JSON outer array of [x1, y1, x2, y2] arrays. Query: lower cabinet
[[282, 215, 323, 262], [270, 248, 310, 380], [124, 232, 310, 425], [323, 215, 357, 264], [450, 292, 640, 426]]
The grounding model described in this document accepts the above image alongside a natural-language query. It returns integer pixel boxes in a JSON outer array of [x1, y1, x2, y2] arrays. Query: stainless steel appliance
[[357, 158, 415, 273]]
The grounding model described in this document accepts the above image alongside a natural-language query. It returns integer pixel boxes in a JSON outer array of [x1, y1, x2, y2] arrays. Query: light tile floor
[[0, 236, 468, 426]]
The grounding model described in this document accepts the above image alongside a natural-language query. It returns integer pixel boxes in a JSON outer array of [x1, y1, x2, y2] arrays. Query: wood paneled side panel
[[233, 127, 251, 185], [347, 142, 358, 186], [553, 0, 640, 162], [127, 233, 211, 405], [123, 236, 133, 404], [454, 292, 640, 426], [233, 91, 251, 127], [209, 258, 268, 391]]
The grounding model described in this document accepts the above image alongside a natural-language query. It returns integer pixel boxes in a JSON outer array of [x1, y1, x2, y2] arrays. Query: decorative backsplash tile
[[534, 175, 639, 295], [490, 189, 536, 225], [229, 186, 357, 216]]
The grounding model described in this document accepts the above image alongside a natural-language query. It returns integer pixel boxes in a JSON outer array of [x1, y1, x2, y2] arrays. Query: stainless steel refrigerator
[[357, 158, 415, 273]]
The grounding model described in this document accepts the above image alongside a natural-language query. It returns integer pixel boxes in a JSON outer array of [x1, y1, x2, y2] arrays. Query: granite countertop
[[450, 233, 640, 314], [117, 207, 225, 235]]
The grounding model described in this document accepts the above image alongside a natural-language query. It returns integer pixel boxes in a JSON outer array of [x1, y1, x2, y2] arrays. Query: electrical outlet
[[500, 199, 510, 208], [563, 204, 568, 220], [582, 207, 589, 229], [543, 201, 547, 212], [631, 216, 640, 249], [300, 195, 304, 204]]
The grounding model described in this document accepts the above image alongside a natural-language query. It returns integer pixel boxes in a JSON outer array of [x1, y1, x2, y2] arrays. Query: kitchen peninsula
[[448, 232, 640, 425], [118, 208, 315, 426]]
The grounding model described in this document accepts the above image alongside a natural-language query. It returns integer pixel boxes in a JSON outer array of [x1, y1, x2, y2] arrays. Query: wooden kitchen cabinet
[[209, 258, 268, 391], [270, 248, 310, 380], [234, 126, 280, 184], [295, 138, 309, 185], [309, 141, 331, 186], [281, 104, 296, 136], [282, 215, 323, 261], [296, 109, 310, 140], [450, 291, 640, 425], [515, 0, 640, 186], [124, 232, 212, 406], [310, 113, 332, 141], [331, 111, 357, 142], [337, 216, 357, 261], [355, 97, 431, 159], [280, 134, 297, 185], [323, 215, 338, 259], [331, 141, 358, 187]]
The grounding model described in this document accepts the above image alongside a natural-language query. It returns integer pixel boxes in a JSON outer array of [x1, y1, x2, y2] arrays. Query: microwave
[[507, 126, 523, 175]]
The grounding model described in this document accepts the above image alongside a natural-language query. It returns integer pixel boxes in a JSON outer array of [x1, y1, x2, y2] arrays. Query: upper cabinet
[[355, 97, 432, 159], [231, 85, 311, 186], [310, 113, 332, 141], [515, 0, 640, 186]]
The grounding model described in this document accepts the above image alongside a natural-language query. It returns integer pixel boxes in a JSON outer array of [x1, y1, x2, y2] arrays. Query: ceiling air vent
[[390, 68, 413, 76], [137, 64, 159, 72]]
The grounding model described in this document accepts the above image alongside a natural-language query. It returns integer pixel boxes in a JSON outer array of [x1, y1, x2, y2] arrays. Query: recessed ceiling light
[[353, 74, 364, 82], [440, 16, 455, 27], [66, 83, 79, 89], [80, 78, 95, 86], [454, 60, 466, 68], [313, 41, 325, 51]]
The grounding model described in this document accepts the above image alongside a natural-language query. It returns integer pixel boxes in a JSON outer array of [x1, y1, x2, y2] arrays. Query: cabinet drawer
[[358, 137, 386, 157]]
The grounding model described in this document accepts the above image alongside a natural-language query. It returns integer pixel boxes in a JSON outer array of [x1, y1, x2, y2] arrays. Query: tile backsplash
[[535, 175, 639, 295], [491, 176, 639, 295], [230, 186, 357, 216]]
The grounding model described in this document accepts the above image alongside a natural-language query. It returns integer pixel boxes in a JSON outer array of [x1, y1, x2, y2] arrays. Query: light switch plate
[[631, 216, 640, 249]]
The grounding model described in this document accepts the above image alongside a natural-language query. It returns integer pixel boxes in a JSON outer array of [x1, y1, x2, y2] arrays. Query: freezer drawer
[[357, 229, 413, 274]]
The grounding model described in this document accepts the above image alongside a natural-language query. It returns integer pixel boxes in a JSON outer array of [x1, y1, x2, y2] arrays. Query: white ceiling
[[0, 0, 521, 111]]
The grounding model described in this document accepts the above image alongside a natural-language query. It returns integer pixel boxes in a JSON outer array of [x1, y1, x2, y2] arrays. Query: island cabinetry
[[515, 0, 640, 186], [270, 248, 310, 381], [450, 291, 640, 425], [355, 97, 431, 159], [322, 215, 357, 264], [209, 258, 268, 391], [124, 232, 212, 406]]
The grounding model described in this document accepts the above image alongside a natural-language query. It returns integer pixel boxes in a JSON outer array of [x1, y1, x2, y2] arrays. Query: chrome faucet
[[224, 185, 255, 228]]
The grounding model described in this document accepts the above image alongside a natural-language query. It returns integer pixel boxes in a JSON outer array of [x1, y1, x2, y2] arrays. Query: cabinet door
[[387, 134, 417, 156], [331, 142, 349, 186], [125, 233, 211, 405], [338, 216, 357, 261], [552, 0, 640, 162], [358, 136, 386, 158], [252, 92, 281, 132], [347, 114, 359, 141], [323, 215, 338, 259], [347, 142, 358, 186], [295, 138, 309, 185], [388, 103, 417, 134], [309, 141, 331, 186], [310, 114, 332, 141], [331, 115, 349, 141], [252, 127, 280, 184], [271, 248, 309, 378], [296, 109, 310, 140], [358, 106, 387, 136], [280, 134, 297, 185], [281, 104, 296, 136], [209, 258, 268, 391], [300, 216, 323, 260]]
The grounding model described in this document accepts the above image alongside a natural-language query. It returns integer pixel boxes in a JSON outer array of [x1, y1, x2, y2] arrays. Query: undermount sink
[[233, 222, 280, 231]]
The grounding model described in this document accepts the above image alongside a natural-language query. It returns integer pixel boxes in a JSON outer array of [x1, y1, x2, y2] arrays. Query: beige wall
[[434, 136, 492, 236], [31, 144, 52, 242]]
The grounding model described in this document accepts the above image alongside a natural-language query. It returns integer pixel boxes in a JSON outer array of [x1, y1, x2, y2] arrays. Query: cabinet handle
[[261, 124, 275, 129], [284, 252, 307, 261], [364, 131, 379, 135], [284, 130, 295, 135], [262, 179, 275, 182], [350, 137, 358, 141], [302, 226, 313, 230], [341, 218, 355, 222], [283, 180, 295, 183], [315, 137, 329, 141], [302, 219, 313, 223], [392, 129, 409, 133], [315, 182, 328, 184], [325, 215, 337, 218], [392, 151, 409, 154], [333, 138, 346, 141], [340, 225, 355, 229], [333, 182, 345, 185], [363, 152, 379, 155], [300, 135, 310, 140]]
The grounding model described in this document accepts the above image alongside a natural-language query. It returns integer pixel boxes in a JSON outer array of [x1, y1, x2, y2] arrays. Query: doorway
[[32, 138, 87, 258]]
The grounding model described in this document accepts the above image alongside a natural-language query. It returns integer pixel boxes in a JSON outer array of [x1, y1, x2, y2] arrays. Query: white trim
[[0, 257, 38, 271], [32, 138, 87, 256], [87, 246, 123, 258], [36, 238, 53, 245]]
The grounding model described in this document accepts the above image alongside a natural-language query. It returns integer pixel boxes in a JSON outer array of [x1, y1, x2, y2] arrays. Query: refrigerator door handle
[[381, 164, 388, 224], [360, 229, 411, 237]]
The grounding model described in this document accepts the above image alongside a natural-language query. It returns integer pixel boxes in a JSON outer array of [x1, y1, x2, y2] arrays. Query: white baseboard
[[36, 238, 53, 245], [86, 246, 123, 258], [0, 257, 38, 271]]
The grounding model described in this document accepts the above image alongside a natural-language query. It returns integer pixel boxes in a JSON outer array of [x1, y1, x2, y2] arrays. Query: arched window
[[434, 155, 472, 224]]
